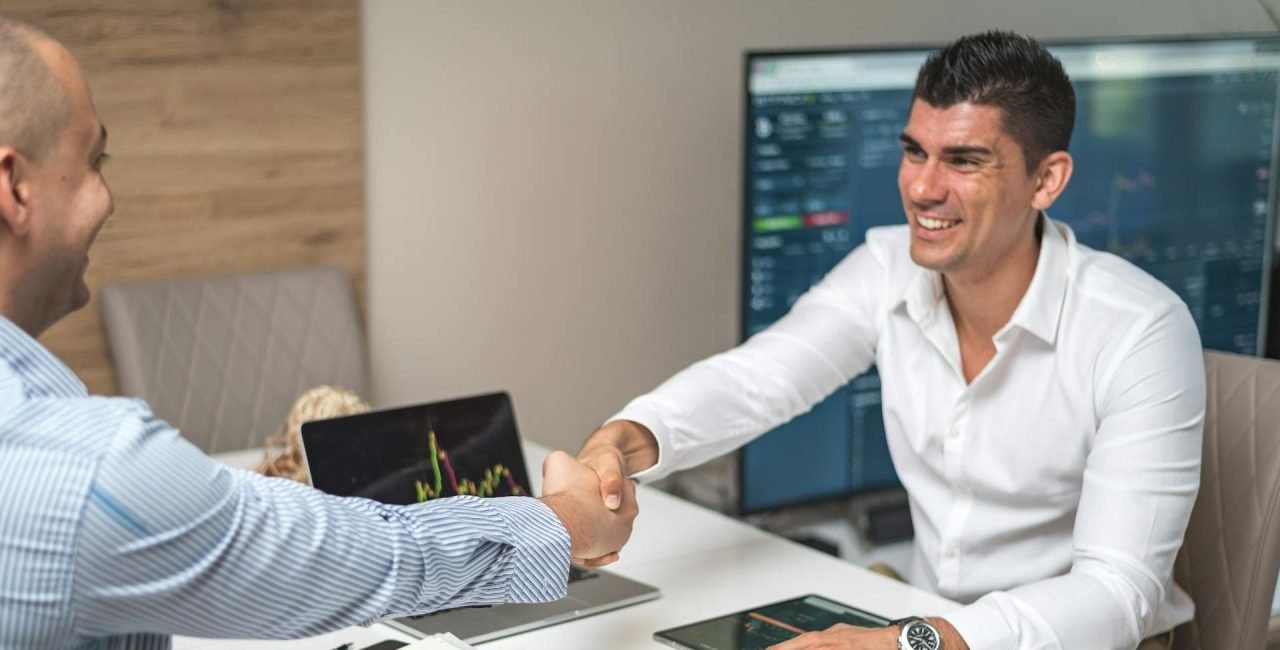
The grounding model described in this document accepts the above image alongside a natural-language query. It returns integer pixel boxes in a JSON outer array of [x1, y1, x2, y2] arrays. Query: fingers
[[621, 473, 638, 501], [582, 449, 626, 510], [766, 634, 807, 649], [571, 552, 619, 567], [540, 448, 639, 562], [766, 623, 884, 649], [766, 632, 829, 650]]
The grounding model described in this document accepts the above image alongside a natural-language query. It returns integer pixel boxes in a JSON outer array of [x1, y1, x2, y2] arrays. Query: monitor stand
[[785, 533, 842, 558], [863, 500, 914, 545], [737, 490, 915, 577]]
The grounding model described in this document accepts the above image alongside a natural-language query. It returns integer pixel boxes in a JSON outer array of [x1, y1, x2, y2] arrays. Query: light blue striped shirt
[[0, 317, 570, 649]]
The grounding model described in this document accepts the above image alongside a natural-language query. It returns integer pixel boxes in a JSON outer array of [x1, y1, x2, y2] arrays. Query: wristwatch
[[891, 615, 942, 650]]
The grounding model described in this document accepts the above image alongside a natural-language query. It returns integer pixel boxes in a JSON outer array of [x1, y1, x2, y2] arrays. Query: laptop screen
[[300, 392, 534, 506]]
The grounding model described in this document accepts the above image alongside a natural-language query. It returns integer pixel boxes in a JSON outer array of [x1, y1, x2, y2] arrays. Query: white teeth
[[918, 216, 959, 230]]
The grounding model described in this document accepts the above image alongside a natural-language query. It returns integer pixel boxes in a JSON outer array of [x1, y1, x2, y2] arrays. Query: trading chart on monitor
[[740, 37, 1280, 512], [413, 426, 526, 502], [304, 394, 532, 507]]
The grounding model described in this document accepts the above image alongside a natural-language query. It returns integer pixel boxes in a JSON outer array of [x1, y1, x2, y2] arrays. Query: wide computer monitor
[[739, 35, 1280, 514]]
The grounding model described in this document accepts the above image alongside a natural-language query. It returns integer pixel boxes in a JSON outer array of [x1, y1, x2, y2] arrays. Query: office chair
[[1172, 350, 1280, 649], [100, 266, 369, 454]]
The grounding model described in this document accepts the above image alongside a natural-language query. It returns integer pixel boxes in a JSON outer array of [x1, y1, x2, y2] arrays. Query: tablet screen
[[654, 594, 890, 650]]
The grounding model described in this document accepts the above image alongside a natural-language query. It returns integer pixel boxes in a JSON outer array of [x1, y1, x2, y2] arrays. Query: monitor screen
[[739, 36, 1280, 513], [301, 392, 531, 506]]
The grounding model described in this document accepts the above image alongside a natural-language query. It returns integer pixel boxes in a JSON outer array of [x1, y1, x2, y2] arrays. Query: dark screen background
[[302, 392, 532, 505]]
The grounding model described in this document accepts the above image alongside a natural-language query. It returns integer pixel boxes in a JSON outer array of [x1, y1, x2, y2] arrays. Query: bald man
[[0, 17, 637, 649]]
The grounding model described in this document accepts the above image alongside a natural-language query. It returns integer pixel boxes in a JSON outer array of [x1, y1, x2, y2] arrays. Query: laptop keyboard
[[568, 565, 599, 583], [406, 565, 600, 619], [404, 562, 599, 619], [407, 604, 490, 620]]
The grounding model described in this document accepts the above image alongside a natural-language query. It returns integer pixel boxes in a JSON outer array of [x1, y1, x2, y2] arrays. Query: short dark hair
[[913, 31, 1074, 173]]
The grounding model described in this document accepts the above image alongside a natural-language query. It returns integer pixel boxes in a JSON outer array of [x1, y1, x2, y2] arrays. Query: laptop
[[299, 391, 660, 644]]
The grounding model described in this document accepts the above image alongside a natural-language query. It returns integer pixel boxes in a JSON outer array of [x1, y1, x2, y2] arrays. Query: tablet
[[653, 594, 891, 650]]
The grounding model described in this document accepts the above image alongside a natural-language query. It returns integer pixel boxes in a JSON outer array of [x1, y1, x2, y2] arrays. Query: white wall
[[362, 0, 1275, 450]]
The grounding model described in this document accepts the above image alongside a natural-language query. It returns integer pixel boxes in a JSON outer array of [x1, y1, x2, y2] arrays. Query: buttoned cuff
[[484, 497, 571, 603], [940, 599, 1016, 650]]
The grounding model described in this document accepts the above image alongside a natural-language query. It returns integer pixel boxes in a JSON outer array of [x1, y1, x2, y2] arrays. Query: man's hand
[[538, 450, 638, 566], [767, 623, 898, 649], [576, 419, 659, 511], [768, 618, 967, 650]]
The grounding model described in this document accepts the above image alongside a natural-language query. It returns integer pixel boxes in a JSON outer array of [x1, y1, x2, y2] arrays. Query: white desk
[[176, 446, 957, 649]]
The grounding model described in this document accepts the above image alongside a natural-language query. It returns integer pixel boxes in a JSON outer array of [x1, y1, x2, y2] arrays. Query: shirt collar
[[896, 213, 1070, 346], [0, 316, 88, 399], [901, 254, 946, 330], [1004, 215, 1070, 345]]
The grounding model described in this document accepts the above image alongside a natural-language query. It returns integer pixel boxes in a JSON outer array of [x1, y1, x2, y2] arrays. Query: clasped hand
[[542, 432, 901, 650], [538, 450, 638, 565]]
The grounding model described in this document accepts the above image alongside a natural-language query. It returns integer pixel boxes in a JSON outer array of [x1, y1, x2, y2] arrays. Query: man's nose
[[908, 160, 946, 205]]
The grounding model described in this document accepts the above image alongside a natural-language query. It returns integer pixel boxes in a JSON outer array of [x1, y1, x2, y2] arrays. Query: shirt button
[[948, 426, 961, 439], [944, 546, 957, 559]]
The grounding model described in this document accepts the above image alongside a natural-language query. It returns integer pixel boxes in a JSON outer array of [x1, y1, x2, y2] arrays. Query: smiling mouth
[[917, 215, 961, 231]]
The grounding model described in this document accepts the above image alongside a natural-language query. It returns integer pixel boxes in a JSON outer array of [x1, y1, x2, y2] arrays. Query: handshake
[[537, 420, 659, 566]]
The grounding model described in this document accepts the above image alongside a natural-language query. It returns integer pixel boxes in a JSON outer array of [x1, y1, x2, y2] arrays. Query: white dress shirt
[[614, 218, 1204, 650]]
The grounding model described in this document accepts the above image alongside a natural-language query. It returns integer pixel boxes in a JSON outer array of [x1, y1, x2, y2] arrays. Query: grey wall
[[362, 0, 1275, 451]]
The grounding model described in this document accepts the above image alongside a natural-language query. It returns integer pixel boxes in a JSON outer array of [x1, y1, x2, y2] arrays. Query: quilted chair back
[[1172, 350, 1280, 649], [100, 266, 368, 454]]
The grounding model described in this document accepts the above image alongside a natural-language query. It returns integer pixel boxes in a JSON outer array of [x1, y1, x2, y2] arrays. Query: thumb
[[580, 448, 625, 510], [596, 457, 625, 511]]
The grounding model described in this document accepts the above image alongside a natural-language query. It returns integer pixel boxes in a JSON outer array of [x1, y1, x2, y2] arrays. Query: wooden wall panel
[[4, 1, 365, 394]]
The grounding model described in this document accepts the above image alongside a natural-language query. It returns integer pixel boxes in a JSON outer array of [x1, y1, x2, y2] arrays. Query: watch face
[[906, 621, 941, 650]]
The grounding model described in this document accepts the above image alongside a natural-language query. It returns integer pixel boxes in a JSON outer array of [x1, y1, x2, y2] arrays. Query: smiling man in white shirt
[[573, 31, 1203, 650]]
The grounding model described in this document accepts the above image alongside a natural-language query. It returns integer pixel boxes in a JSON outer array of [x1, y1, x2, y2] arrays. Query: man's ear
[[0, 148, 33, 237], [1030, 151, 1073, 212]]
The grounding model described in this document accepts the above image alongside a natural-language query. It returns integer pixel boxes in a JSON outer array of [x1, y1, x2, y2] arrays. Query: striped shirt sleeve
[[70, 404, 570, 640]]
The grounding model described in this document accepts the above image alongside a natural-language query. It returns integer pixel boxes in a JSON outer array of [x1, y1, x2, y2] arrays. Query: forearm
[[609, 333, 870, 480], [601, 246, 881, 481], [942, 565, 1175, 650], [74, 416, 570, 639]]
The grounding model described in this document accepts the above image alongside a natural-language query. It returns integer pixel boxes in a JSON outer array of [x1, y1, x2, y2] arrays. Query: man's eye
[[902, 145, 925, 159], [952, 157, 977, 168]]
